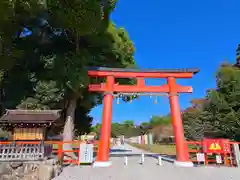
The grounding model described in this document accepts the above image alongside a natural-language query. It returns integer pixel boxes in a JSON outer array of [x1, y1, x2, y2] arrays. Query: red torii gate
[[88, 67, 199, 167]]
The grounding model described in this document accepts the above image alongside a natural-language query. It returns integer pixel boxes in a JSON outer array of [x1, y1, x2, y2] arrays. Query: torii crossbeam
[[88, 67, 200, 167]]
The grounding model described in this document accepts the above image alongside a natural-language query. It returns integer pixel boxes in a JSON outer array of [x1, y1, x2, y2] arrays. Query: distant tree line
[[92, 115, 171, 138]]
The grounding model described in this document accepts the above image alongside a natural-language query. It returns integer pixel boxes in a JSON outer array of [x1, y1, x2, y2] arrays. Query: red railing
[[0, 140, 99, 165], [186, 141, 238, 167]]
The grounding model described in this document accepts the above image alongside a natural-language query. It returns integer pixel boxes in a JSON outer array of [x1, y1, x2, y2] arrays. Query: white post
[[124, 156, 128, 165], [141, 153, 145, 165], [157, 156, 163, 166]]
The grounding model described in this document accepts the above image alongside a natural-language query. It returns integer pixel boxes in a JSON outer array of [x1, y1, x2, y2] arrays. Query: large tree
[[0, 0, 136, 158]]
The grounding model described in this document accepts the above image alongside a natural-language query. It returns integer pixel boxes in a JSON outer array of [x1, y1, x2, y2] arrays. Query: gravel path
[[53, 144, 240, 180], [110, 143, 149, 154]]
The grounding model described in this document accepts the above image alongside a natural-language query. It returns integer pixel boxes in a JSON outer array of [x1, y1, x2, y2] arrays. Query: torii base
[[174, 161, 194, 167], [92, 161, 112, 168]]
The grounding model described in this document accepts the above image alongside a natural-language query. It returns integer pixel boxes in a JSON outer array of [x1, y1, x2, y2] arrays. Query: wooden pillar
[[168, 77, 192, 166], [94, 76, 114, 167]]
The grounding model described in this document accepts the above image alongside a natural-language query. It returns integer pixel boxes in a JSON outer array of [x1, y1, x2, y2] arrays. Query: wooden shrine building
[[0, 109, 61, 141], [0, 110, 61, 162]]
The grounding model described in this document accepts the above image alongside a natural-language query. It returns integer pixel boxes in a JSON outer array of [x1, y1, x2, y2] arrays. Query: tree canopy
[[1, 0, 240, 145], [0, 0, 136, 148]]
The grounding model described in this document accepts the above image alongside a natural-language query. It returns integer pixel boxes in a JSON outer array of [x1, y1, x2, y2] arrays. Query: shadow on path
[[110, 149, 132, 153]]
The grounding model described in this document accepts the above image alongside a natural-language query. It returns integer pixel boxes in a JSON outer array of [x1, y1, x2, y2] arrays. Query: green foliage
[[150, 116, 171, 126], [123, 120, 134, 128], [92, 115, 171, 138], [183, 109, 216, 140], [17, 80, 64, 109], [140, 115, 171, 127], [92, 122, 143, 138]]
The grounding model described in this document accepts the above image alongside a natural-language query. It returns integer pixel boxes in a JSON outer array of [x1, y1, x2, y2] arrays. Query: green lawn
[[130, 143, 176, 155]]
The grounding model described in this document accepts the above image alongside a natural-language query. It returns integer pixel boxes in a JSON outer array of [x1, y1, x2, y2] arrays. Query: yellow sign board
[[209, 143, 222, 151]]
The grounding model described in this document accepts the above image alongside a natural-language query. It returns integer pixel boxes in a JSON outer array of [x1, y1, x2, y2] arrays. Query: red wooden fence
[[186, 141, 240, 167]]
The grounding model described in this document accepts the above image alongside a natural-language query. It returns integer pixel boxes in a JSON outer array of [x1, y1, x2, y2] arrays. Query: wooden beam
[[88, 71, 194, 78], [88, 84, 193, 93]]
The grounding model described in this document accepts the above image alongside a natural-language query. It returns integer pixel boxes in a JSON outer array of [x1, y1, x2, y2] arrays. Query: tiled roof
[[0, 109, 61, 123]]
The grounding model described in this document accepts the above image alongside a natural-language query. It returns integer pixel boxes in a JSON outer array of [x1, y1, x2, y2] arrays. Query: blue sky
[[90, 0, 240, 125]]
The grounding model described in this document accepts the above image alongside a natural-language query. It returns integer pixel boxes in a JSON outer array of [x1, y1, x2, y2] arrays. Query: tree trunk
[[62, 95, 77, 160]]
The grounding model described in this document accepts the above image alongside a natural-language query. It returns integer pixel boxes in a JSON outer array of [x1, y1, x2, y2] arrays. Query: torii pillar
[[88, 67, 199, 167]]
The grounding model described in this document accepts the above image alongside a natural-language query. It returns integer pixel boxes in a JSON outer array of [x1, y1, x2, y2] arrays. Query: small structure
[[0, 109, 61, 161]]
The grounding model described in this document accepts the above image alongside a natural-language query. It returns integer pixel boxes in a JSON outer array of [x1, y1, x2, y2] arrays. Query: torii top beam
[[88, 67, 200, 78], [88, 67, 200, 93]]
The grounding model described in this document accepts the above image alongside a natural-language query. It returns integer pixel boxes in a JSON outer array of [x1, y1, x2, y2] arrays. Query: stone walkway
[[53, 144, 240, 180], [110, 143, 175, 162], [110, 143, 149, 154]]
